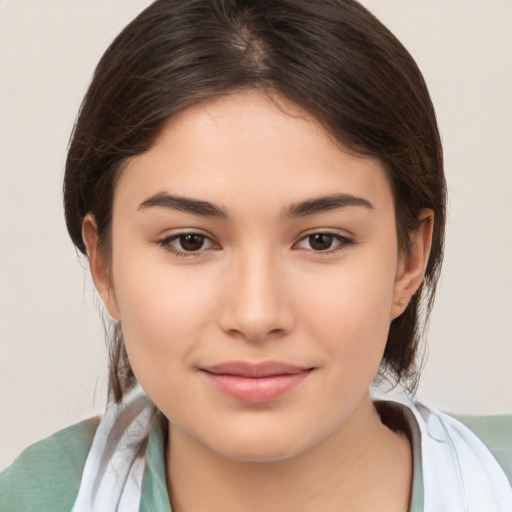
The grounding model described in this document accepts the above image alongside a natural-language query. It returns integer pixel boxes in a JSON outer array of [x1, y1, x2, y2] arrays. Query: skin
[[83, 90, 433, 511]]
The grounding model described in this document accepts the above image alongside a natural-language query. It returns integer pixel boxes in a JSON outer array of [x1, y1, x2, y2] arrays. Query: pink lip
[[200, 361, 313, 403]]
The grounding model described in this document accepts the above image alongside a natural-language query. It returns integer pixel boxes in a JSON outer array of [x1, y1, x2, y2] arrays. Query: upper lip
[[200, 361, 312, 378]]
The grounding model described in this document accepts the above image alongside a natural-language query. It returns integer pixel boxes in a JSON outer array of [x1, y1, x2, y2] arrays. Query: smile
[[199, 361, 314, 403]]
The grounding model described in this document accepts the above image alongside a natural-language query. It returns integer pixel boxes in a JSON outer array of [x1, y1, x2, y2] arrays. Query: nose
[[217, 249, 295, 343]]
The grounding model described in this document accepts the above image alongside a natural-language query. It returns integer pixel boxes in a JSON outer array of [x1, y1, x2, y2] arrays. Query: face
[[86, 91, 427, 462]]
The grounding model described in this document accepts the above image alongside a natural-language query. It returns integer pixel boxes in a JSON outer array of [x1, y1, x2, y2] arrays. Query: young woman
[[1, 1, 511, 511]]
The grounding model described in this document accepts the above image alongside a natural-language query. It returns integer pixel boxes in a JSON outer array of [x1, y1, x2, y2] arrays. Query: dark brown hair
[[64, 0, 446, 402]]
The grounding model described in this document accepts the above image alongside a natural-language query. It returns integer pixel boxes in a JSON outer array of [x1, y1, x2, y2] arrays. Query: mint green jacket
[[1, 407, 511, 512]]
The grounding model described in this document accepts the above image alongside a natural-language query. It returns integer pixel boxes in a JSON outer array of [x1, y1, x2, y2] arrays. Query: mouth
[[199, 361, 314, 403]]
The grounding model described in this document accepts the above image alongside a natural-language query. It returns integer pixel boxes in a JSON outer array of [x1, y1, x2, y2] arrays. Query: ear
[[82, 214, 121, 320], [391, 209, 434, 319]]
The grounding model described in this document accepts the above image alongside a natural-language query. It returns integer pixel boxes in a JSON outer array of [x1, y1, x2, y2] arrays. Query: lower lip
[[202, 370, 312, 403]]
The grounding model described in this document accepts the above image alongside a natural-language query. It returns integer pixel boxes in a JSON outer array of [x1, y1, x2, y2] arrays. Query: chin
[[212, 437, 309, 463], [192, 420, 323, 464]]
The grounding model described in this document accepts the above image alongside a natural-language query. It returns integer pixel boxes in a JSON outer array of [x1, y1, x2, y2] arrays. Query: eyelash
[[156, 231, 355, 258], [157, 232, 219, 258], [294, 232, 355, 255]]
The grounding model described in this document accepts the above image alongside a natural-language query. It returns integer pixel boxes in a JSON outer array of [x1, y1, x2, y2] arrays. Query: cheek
[[110, 255, 220, 380], [300, 251, 397, 365]]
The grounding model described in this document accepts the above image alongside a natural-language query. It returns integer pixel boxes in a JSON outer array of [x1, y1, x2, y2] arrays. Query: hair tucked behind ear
[[103, 322, 133, 403], [64, 0, 445, 402]]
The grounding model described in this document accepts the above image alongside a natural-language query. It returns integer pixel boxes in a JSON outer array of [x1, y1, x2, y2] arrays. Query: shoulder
[[0, 417, 99, 512], [451, 413, 512, 484], [404, 402, 512, 510]]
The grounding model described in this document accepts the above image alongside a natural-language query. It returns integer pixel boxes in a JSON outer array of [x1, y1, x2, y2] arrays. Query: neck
[[166, 395, 412, 512]]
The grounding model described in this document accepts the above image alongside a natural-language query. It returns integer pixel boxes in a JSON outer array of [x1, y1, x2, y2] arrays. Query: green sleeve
[[453, 414, 512, 485], [0, 418, 98, 512]]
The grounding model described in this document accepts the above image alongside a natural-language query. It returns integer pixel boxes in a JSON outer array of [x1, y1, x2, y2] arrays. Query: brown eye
[[158, 232, 217, 256], [179, 234, 205, 251], [308, 234, 334, 251], [295, 232, 354, 254]]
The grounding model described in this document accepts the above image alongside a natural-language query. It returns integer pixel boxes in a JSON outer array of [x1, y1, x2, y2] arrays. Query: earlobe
[[391, 209, 434, 319], [82, 215, 121, 320]]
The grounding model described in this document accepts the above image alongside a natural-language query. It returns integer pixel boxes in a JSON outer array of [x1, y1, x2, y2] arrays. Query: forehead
[[116, 91, 394, 216]]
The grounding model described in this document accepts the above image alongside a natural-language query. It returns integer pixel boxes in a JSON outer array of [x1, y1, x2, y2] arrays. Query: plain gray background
[[1, 0, 511, 470]]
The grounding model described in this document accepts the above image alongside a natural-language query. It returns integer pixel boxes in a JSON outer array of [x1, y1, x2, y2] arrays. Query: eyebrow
[[138, 192, 229, 218], [283, 193, 374, 217], [138, 192, 373, 219]]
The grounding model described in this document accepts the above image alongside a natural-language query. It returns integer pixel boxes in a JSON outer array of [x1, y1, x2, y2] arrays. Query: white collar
[[72, 386, 512, 512], [409, 401, 512, 511], [71, 386, 156, 512]]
